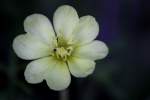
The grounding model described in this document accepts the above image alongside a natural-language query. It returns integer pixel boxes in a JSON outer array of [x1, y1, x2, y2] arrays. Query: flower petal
[[45, 61, 71, 91], [73, 40, 109, 60], [68, 57, 95, 77], [24, 14, 56, 45], [13, 34, 51, 60], [53, 5, 79, 40], [24, 57, 54, 84], [73, 15, 99, 44]]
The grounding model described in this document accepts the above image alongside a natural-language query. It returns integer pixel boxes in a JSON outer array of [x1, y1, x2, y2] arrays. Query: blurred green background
[[0, 0, 150, 100]]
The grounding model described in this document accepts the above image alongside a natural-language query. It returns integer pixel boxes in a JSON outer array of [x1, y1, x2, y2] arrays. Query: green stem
[[60, 89, 69, 100]]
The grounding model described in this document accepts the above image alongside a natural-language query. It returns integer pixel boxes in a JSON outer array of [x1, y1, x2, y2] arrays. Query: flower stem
[[60, 89, 69, 100]]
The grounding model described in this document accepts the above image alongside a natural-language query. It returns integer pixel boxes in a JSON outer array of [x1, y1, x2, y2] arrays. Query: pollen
[[53, 46, 73, 61]]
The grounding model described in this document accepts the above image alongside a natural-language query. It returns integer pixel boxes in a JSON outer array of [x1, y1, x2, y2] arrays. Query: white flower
[[12, 5, 109, 91]]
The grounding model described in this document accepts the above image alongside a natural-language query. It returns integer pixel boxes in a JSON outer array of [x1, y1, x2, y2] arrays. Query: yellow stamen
[[53, 46, 73, 61]]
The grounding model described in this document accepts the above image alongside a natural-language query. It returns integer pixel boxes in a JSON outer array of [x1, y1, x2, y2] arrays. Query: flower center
[[51, 35, 74, 61], [53, 46, 73, 61]]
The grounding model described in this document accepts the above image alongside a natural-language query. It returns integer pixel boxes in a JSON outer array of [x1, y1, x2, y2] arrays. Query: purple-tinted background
[[0, 0, 150, 100]]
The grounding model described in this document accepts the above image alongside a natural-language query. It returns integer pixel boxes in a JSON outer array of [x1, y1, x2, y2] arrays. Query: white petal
[[45, 61, 71, 91], [24, 14, 56, 45], [24, 57, 54, 84], [13, 34, 51, 60], [68, 57, 95, 77], [53, 5, 79, 40], [73, 15, 99, 44], [73, 40, 109, 60]]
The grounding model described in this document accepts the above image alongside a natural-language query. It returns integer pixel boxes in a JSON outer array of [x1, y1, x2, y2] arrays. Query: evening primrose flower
[[12, 5, 108, 91]]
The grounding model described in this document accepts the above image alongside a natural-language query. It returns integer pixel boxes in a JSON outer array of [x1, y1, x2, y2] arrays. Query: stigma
[[53, 46, 73, 61]]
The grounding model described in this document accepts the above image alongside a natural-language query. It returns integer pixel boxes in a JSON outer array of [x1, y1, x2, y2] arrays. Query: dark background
[[0, 0, 150, 100]]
